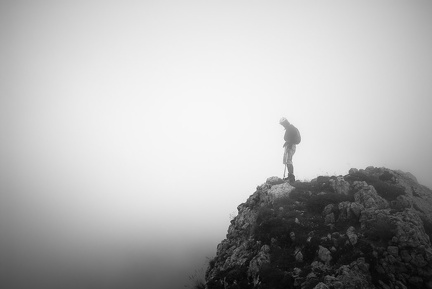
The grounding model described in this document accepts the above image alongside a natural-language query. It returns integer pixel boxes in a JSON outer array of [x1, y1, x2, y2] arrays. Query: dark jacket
[[283, 124, 298, 148]]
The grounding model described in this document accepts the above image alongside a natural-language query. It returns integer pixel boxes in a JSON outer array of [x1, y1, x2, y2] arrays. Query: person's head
[[279, 117, 290, 128]]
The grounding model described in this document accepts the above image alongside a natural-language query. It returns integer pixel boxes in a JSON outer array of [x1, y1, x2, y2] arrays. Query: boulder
[[338, 201, 350, 221], [333, 258, 374, 289], [268, 182, 295, 201], [394, 209, 430, 248], [294, 247, 304, 262], [396, 170, 418, 184], [349, 202, 364, 218], [266, 176, 284, 186], [346, 226, 358, 245], [329, 176, 350, 195], [248, 245, 270, 285], [349, 168, 359, 174], [221, 241, 253, 271], [353, 181, 389, 209], [322, 203, 335, 216], [338, 201, 364, 221], [325, 213, 335, 225], [318, 246, 332, 264]]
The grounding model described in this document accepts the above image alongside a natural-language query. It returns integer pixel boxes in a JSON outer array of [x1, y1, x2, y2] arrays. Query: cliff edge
[[204, 167, 432, 289]]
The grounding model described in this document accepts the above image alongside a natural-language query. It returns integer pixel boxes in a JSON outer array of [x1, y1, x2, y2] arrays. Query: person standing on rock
[[280, 117, 301, 183]]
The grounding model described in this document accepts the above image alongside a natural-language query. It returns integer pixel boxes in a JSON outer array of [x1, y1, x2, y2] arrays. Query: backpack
[[292, 125, 301, 145]]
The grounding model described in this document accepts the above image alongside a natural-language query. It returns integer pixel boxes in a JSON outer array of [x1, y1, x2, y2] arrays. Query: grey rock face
[[353, 181, 389, 209], [346, 226, 358, 245], [318, 246, 332, 264], [267, 182, 295, 201], [338, 201, 364, 221], [265, 176, 284, 186], [247, 245, 270, 285], [324, 212, 335, 225], [329, 176, 350, 195]]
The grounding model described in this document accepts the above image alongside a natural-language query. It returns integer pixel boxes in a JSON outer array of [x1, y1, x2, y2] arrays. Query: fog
[[1, 1, 432, 288]]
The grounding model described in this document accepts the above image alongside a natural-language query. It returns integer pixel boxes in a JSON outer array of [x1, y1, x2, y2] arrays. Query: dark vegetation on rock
[[204, 167, 432, 289]]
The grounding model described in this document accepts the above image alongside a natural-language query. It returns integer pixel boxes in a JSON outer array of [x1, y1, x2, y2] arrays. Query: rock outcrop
[[205, 167, 432, 289]]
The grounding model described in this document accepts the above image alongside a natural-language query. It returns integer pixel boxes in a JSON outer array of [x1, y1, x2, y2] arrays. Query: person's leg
[[288, 164, 294, 175], [287, 145, 296, 183], [283, 147, 289, 179], [288, 165, 295, 183], [284, 164, 290, 180]]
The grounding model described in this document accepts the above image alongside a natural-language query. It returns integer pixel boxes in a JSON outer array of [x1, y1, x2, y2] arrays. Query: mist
[[1, 1, 432, 288]]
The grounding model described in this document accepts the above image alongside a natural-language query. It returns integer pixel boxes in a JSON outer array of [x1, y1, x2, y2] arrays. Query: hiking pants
[[283, 145, 296, 166]]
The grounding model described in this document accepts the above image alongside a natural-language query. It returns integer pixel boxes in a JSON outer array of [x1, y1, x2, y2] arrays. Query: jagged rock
[[359, 207, 432, 287], [398, 174, 432, 224], [331, 258, 373, 289], [329, 176, 350, 195], [304, 272, 319, 288], [337, 201, 350, 221], [396, 170, 418, 184], [322, 203, 335, 216], [310, 261, 325, 273], [346, 226, 358, 245], [245, 189, 273, 208], [256, 182, 270, 192], [323, 275, 339, 287], [205, 168, 432, 289], [265, 176, 284, 186], [338, 201, 364, 222], [324, 213, 335, 225], [248, 245, 270, 285], [354, 181, 389, 209], [221, 241, 253, 271], [267, 182, 295, 201], [349, 167, 359, 174], [294, 247, 303, 262], [228, 207, 255, 232], [331, 232, 343, 248], [349, 202, 364, 218], [359, 208, 388, 230], [351, 166, 432, 224], [393, 209, 430, 248], [318, 245, 332, 264]]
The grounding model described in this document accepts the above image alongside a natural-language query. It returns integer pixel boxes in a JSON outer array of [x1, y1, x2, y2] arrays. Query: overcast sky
[[1, 1, 432, 288]]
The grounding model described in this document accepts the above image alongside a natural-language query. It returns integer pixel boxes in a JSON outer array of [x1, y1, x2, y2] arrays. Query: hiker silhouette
[[279, 117, 301, 183]]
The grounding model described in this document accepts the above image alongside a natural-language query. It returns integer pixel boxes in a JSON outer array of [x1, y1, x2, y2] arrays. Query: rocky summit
[[204, 167, 432, 289]]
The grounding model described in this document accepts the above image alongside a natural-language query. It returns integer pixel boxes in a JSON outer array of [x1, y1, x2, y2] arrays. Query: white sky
[[1, 1, 432, 288]]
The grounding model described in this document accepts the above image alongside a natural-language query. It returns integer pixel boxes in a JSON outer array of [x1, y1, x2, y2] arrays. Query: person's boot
[[288, 173, 296, 184], [283, 165, 289, 180], [287, 164, 295, 183]]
